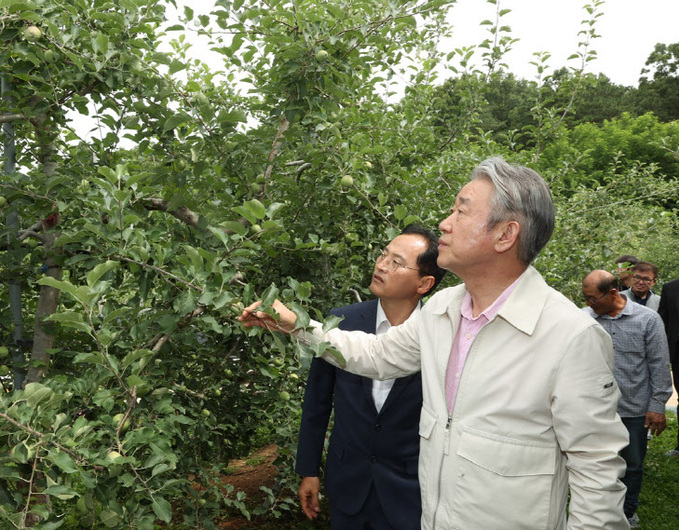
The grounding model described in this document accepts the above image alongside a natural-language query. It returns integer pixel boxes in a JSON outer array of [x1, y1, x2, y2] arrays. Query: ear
[[495, 220, 520, 254], [416, 275, 436, 296]]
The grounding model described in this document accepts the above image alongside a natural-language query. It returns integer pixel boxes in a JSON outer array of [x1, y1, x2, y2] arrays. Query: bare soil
[[217, 445, 280, 529]]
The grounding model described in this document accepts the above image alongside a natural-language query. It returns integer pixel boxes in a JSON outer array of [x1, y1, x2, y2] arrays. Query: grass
[[638, 409, 679, 529]]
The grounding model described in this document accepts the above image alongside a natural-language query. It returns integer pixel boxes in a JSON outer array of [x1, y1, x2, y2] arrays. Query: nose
[[439, 213, 453, 233], [377, 259, 390, 273]]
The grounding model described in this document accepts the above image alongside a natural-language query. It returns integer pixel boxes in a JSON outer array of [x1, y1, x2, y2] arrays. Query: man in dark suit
[[295, 225, 446, 529], [658, 278, 679, 456]]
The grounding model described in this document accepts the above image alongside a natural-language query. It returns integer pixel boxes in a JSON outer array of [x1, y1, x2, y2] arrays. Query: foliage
[[538, 113, 679, 191], [637, 42, 679, 122], [0, 0, 678, 527]]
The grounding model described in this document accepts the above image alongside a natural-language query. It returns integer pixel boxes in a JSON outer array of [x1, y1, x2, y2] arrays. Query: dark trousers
[[673, 360, 679, 449], [330, 484, 396, 530], [620, 416, 648, 517]]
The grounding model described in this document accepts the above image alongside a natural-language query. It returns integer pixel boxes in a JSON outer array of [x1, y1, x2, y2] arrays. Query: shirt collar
[[376, 299, 421, 333], [460, 271, 523, 323]]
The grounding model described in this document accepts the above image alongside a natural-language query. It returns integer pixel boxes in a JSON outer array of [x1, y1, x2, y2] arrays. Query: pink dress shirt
[[445, 276, 521, 413]]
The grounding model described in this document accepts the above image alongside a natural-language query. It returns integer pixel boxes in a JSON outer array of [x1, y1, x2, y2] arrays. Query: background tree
[[637, 42, 679, 122]]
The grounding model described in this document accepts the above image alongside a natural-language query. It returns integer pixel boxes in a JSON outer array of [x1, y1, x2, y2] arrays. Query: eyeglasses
[[632, 274, 655, 284], [376, 250, 420, 273], [583, 292, 609, 305]]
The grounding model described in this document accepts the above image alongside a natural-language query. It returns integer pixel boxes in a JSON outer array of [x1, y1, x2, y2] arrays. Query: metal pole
[[2, 72, 25, 390]]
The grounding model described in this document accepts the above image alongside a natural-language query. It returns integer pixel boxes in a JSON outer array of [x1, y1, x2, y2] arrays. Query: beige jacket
[[313, 266, 629, 529]]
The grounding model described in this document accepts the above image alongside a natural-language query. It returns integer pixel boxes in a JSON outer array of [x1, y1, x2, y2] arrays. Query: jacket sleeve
[[295, 356, 336, 477], [644, 313, 673, 413], [308, 315, 422, 380], [551, 323, 630, 530]]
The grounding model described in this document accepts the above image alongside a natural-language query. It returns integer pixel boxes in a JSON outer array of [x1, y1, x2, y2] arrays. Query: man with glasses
[[621, 261, 660, 311], [582, 269, 672, 528], [296, 225, 446, 529]]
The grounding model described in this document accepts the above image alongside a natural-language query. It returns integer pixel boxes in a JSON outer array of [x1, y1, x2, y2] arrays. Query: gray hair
[[471, 157, 555, 264]]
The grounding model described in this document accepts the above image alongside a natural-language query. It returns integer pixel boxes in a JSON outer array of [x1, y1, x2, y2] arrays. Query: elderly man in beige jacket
[[240, 157, 630, 529]]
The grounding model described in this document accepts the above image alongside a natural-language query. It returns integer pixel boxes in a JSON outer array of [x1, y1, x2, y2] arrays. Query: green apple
[[315, 49, 329, 62], [112, 413, 130, 433], [107, 450, 123, 462], [249, 182, 262, 194], [340, 175, 354, 188], [255, 173, 266, 184], [251, 224, 262, 233], [0, 346, 9, 359], [0, 365, 10, 376], [0, 196, 6, 207], [24, 26, 42, 41], [201, 408, 211, 417], [278, 391, 291, 402]]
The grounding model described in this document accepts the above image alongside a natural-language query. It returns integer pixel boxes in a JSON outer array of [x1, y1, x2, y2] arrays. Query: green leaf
[[36, 277, 78, 299], [49, 449, 78, 473], [86, 260, 119, 287], [152, 496, 172, 523], [122, 349, 154, 370], [47, 312, 92, 334], [233, 199, 266, 224], [0, 466, 21, 480], [43, 484, 78, 499], [163, 113, 187, 132], [322, 315, 343, 334], [261, 284, 279, 307], [100, 508, 122, 528], [184, 245, 203, 272]]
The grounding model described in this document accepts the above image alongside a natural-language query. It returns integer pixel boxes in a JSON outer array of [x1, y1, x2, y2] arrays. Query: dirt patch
[[217, 445, 280, 529]]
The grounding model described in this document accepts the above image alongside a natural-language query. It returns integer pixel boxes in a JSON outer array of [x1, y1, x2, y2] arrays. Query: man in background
[[621, 260, 660, 311], [583, 270, 672, 528], [296, 225, 446, 529], [658, 277, 679, 457], [615, 255, 639, 291]]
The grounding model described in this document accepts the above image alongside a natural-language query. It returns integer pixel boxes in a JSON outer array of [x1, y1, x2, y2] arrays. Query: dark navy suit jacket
[[659, 278, 679, 365], [295, 299, 422, 529]]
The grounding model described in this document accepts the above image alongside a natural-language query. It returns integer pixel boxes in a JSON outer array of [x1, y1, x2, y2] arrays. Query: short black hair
[[401, 224, 447, 296], [615, 255, 639, 266], [633, 261, 658, 279]]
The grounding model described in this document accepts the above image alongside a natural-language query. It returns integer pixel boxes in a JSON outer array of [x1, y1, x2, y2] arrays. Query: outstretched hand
[[237, 299, 298, 334]]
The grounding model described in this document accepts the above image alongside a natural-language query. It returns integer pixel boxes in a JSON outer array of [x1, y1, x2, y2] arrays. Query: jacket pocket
[[452, 428, 556, 529], [417, 404, 437, 501], [418, 404, 437, 440]]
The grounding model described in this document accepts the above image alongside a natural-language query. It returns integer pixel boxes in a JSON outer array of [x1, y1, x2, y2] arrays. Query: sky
[[445, 0, 679, 87], [165, 0, 679, 89]]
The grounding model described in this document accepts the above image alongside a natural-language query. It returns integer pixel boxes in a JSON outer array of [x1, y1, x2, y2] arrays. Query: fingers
[[645, 412, 667, 436], [236, 299, 297, 333], [299, 477, 321, 520]]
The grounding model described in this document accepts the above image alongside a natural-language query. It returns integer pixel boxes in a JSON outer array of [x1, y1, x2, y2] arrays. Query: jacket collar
[[428, 266, 549, 337]]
